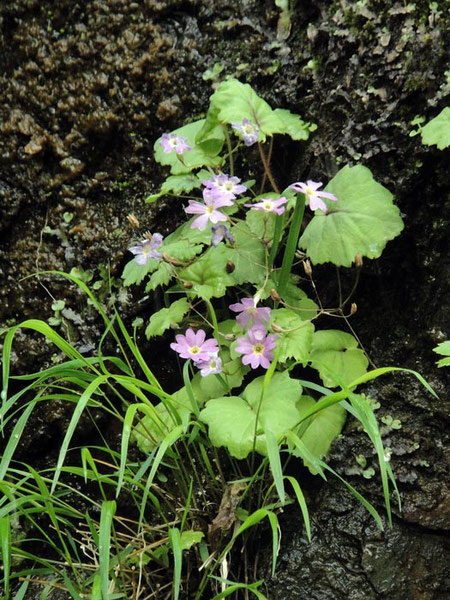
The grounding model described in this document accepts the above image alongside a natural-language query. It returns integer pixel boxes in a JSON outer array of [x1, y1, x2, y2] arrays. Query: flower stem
[[277, 194, 305, 297], [224, 126, 234, 176], [183, 360, 200, 418], [258, 141, 280, 194]]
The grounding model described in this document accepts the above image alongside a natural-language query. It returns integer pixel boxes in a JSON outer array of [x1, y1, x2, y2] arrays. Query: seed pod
[[224, 333, 236, 341], [126, 214, 140, 229], [270, 288, 281, 302], [226, 261, 235, 273], [183, 281, 193, 289], [303, 259, 312, 277], [271, 323, 283, 333], [355, 254, 363, 268], [351, 302, 357, 315]]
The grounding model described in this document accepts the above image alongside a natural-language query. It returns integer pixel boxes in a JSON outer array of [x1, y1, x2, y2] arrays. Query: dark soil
[[1, 0, 449, 598]]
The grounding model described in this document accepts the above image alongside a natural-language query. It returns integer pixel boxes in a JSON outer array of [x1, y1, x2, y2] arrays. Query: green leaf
[[433, 340, 450, 368], [145, 262, 174, 292], [261, 275, 318, 320], [309, 330, 369, 387], [294, 395, 346, 474], [245, 204, 277, 240], [299, 165, 404, 266], [180, 530, 204, 550], [210, 79, 284, 142], [200, 372, 303, 459], [223, 223, 267, 286], [200, 396, 255, 459], [145, 298, 190, 338], [271, 309, 314, 364], [272, 108, 316, 140], [195, 105, 226, 155], [154, 120, 224, 174], [122, 257, 158, 286], [146, 174, 203, 202], [178, 247, 230, 300], [420, 107, 450, 150]]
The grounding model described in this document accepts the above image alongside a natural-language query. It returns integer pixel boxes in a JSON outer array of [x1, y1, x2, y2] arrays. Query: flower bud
[[127, 214, 140, 229], [351, 303, 357, 315], [303, 259, 312, 277], [355, 254, 363, 268], [163, 253, 183, 266], [269, 288, 281, 302], [224, 333, 236, 341], [226, 261, 235, 273], [183, 281, 193, 289], [271, 322, 284, 333]]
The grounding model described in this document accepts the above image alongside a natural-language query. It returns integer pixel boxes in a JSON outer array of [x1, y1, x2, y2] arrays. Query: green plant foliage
[[145, 262, 174, 292], [433, 340, 450, 367], [200, 372, 303, 458], [245, 206, 277, 240], [178, 248, 230, 300], [294, 396, 346, 474], [154, 119, 224, 174], [310, 330, 369, 387], [420, 107, 450, 150], [145, 298, 191, 338], [300, 165, 404, 266], [223, 223, 267, 286], [272, 108, 317, 140], [209, 79, 314, 142], [271, 309, 314, 364], [146, 173, 202, 203], [122, 256, 159, 286]]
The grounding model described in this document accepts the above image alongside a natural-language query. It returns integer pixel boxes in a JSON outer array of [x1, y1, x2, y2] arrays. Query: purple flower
[[211, 224, 235, 246], [170, 328, 218, 363], [244, 196, 288, 215], [229, 297, 272, 328], [231, 118, 259, 146], [289, 180, 337, 213], [129, 233, 164, 265], [159, 133, 191, 155], [203, 174, 247, 202], [235, 326, 278, 369], [196, 352, 223, 377], [184, 189, 233, 231]]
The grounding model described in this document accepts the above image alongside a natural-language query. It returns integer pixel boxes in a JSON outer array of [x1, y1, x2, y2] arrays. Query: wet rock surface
[[1, 0, 449, 598]]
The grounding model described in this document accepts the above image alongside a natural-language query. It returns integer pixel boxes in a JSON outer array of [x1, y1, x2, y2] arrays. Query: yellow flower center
[[206, 205, 214, 214], [253, 344, 264, 355], [305, 186, 314, 196], [263, 201, 273, 211], [190, 346, 200, 355]]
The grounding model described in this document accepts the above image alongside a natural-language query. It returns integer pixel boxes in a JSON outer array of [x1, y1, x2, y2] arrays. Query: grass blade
[[0, 515, 11, 598], [265, 430, 285, 503], [284, 476, 311, 541], [99, 500, 116, 600], [169, 527, 182, 600]]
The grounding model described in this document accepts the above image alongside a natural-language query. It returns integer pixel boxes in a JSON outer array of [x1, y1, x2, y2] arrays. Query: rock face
[[0, 1, 449, 598]]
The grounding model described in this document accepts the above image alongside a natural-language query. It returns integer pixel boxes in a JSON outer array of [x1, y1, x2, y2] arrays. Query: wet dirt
[[1, 0, 449, 598]]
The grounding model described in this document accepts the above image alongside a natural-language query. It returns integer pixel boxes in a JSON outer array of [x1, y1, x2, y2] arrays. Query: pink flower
[[289, 180, 337, 212], [231, 119, 259, 146], [196, 352, 223, 377], [159, 133, 191, 155], [235, 326, 278, 369], [229, 297, 272, 328], [170, 328, 218, 363], [244, 196, 288, 215], [128, 233, 164, 265], [184, 189, 233, 231], [202, 174, 247, 202]]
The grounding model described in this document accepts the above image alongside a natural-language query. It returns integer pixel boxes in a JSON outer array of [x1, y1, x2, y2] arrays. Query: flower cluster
[[129, 233, 164, 265], [170, 328, 222, 377], [231, 298, 278, 370], [184, 173, 247, 235]]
